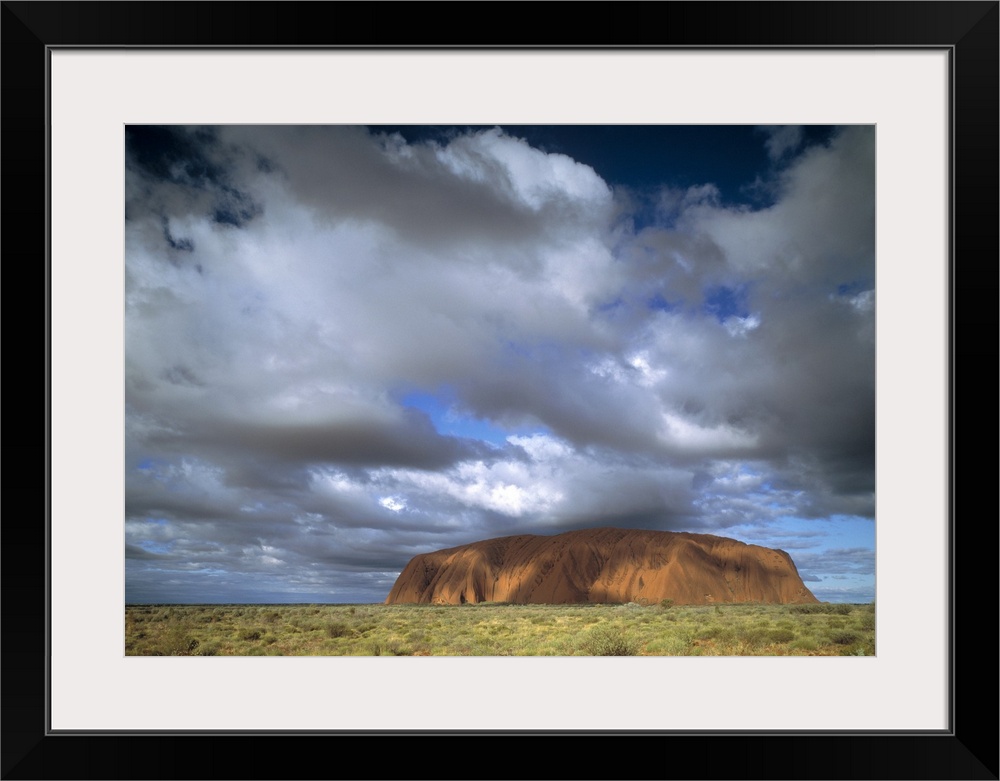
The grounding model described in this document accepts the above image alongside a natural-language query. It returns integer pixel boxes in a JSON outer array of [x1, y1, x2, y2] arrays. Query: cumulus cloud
[[125, 125, 876, 603]]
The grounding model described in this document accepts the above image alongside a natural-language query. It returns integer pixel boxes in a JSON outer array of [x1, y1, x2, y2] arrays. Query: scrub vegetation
[[125, 601, 875, 657]]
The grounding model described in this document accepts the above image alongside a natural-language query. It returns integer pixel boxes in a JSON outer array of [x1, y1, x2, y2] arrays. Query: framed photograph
[[6, 2, 996, 778]]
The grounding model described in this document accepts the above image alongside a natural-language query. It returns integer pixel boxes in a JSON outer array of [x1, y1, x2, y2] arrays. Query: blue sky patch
[[703, 285, 750, 322], [400, 389, 543, 446]]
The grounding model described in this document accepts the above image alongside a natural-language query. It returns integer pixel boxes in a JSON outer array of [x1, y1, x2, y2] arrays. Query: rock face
[[385, 527, 819, 605]]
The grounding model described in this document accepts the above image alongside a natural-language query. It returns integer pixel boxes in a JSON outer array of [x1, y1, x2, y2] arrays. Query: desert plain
[[125, 600, 874, 657]]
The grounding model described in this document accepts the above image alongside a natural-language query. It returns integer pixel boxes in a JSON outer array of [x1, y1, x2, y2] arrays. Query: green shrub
[[791, 602, 854, 615], [735, 627, 770, 648], [768, 628, 796, 644], [791, 636, 818, 651], [645, 634, 692, 655], [829, 630, 860, 646], [696, 625, 728, 641], [161, 626, 200, 655], [581, 625, 641, 656]]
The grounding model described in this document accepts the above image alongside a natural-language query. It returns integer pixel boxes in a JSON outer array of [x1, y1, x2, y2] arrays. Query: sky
[[124, 125, 876, 604]]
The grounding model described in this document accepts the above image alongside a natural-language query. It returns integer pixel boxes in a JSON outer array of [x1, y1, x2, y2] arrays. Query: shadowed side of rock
[[385, 527, 820, 605]]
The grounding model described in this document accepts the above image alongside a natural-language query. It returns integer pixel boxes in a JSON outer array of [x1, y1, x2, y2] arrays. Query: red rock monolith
[[385, 527, 819, 605]]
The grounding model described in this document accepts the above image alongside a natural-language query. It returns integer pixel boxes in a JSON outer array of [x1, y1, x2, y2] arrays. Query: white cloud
[[436, 127, 612, 211], [849, 289, 875, 313], [659, 413, 759, 452], [723, 313, 761, 337], [381, 459, 565, 518], [507, 433, 572, 461], [379, 496, 406, 513]]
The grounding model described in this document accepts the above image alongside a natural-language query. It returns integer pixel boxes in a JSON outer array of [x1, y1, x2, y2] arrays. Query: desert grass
[[125, 601, 875, 657]]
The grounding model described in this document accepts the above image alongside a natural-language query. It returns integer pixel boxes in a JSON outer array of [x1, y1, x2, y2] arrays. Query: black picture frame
[[3, 2, 996, 779]]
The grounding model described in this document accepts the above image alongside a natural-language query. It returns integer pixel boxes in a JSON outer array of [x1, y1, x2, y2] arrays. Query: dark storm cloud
[[161, 365, 204, 387], [150, 411, 495, 470], [125, 544, 169, 561], [125, 125, 263, 231], [218, 460, 314, 492], [125, 125, 876, 603], [453, 358, 668, 456], [222, 125, 614, 250], [161, 217, 194, 253], [126, 126, 224, 186], [210, 186, 262, 227]]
